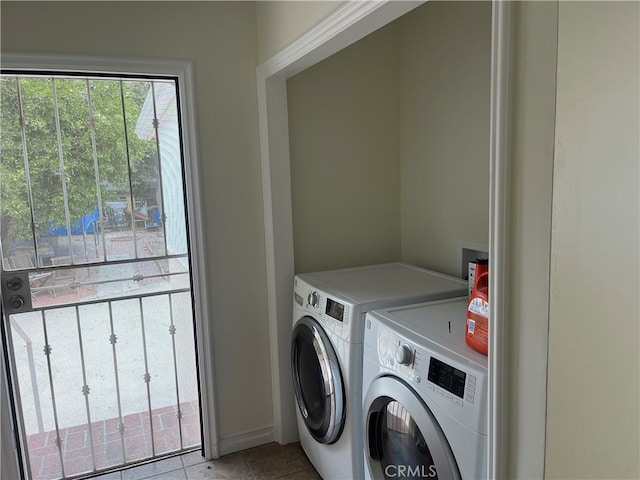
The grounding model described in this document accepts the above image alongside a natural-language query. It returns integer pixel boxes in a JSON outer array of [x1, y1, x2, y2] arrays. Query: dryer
[[362, 297, 488, 479], [291, 263, 468, 479]]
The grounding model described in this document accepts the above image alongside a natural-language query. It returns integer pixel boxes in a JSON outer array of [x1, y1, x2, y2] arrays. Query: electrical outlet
[[456, 240, 489, 280]]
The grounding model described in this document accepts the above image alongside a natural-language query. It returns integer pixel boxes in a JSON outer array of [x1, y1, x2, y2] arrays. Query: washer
[[362, 297, 488, 479], [291, 263, 468, 479]]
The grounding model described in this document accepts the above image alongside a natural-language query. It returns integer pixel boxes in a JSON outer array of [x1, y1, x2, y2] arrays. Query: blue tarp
[[146, 207, 163, 229], [46, 208, 99, 236]]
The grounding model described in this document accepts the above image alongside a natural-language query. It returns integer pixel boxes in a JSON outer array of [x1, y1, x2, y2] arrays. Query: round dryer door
[[291, 316, 345, 444], [364, 377, 461, 480]]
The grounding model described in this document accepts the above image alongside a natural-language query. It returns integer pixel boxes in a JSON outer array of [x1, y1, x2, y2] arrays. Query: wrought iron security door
[[0, 73, 201, 480]]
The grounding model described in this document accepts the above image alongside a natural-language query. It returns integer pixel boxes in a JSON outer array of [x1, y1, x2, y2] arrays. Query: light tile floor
[[92, 443, 320, 480]]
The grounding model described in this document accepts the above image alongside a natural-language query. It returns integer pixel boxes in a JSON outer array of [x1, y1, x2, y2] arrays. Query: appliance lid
[[369, 297, 488, 369], [298, 263, 467, 307]]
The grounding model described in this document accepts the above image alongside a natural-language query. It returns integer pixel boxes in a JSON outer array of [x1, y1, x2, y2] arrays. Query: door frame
[[0, 54, 218, 475], [256, 1, 513, 477]]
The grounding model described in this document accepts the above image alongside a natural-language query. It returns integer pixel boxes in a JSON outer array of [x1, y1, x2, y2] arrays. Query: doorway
[[0, 68, 210, 479], [256, 1, 512, 477]]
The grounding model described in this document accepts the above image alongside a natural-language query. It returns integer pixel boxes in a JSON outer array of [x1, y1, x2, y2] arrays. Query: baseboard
[[218, 425, 275, 456]]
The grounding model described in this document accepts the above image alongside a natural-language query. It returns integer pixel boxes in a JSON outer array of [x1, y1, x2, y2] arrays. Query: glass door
[[0, 73, 202, 480], [291, 316, 345, 444], [364, 377, 460, 480]]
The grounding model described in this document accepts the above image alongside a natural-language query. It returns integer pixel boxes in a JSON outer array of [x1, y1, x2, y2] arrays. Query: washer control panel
[[293, 278, 355, 342]]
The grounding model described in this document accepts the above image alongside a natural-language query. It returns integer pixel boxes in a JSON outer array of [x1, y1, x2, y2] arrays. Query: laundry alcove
[[257, 1, 513, 477], [286, 1, 491, 277]]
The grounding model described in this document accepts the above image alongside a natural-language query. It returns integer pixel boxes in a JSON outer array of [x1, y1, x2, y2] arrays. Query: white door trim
[[487, 2, 513, 477], [0, 54, 219, 465], [256, 1, 514, 477]]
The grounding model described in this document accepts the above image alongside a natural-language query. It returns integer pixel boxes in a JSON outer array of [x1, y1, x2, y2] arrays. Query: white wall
[[285, 2, 491, 276], [286, 23, 402, 274], [546, 2, 640, 478], [256, 1, 344, 63], [1, 0, 273, 451], [508, 2, 558, 477], [398, 1, 491, 276]]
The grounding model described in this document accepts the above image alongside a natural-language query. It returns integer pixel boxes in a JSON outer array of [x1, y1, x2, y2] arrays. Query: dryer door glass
[[365, 378, 460, 480], [291, 316, 345, 444]]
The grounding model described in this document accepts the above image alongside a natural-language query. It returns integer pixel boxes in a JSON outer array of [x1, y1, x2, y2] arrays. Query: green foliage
[[0, 76, 158, 246]]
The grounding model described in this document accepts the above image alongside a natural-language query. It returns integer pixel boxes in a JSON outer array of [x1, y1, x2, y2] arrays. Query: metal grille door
[[0, 74, 202, 480]]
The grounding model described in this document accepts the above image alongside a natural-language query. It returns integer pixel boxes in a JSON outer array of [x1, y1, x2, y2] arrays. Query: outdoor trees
[[0, 76, 158, 256]]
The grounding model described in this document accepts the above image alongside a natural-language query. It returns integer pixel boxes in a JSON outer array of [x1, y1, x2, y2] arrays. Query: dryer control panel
[[373, 321, 487, 435]]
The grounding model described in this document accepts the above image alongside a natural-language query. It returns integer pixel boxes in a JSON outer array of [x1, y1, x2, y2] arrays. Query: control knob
[[395, 344, 413, 366], [307, 291, 319, 308]]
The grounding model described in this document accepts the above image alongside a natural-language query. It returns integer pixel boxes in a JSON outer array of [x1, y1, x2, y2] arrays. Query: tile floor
[[92, 443, 320, 480]]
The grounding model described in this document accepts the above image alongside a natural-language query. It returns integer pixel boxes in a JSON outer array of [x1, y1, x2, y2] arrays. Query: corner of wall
[[507, 1, 558, 478]]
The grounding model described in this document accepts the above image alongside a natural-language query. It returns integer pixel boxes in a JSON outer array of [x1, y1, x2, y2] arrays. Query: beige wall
[[508, 2, 558, 477], [3, 3, 639, 477], [546, 2, 640, 478], [286, 1, 491, 276], [0, 1, 272, 441], [287, 23, 402, 274], [256, 1, 344, 63], [398, 1, 491, 276]]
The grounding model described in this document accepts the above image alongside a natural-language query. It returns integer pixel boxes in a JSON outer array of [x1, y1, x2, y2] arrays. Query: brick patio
[[27, 400, 201, 480]]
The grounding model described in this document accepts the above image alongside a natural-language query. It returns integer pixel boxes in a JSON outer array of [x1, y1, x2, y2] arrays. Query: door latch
[[1, 272, 33, 313]]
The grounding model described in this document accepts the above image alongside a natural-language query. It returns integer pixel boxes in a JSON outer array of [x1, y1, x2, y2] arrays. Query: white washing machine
[[291, 263, 468, 479], [362, 297, 488, 479]]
